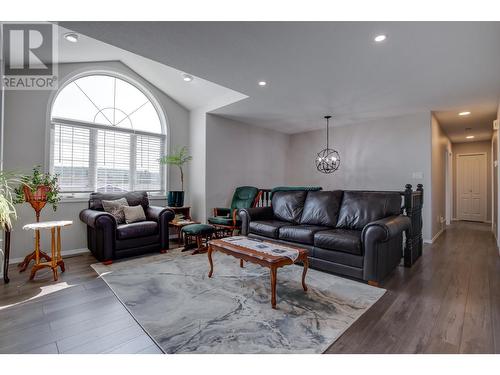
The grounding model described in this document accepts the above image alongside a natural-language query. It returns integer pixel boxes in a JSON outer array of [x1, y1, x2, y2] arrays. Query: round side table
[[22, 220, 72, 281]]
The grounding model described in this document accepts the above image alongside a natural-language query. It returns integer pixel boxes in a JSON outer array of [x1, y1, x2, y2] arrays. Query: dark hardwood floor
[[1, 221, 499, 354], [327, 221, 500, 353], [0, 250, 163, 354]]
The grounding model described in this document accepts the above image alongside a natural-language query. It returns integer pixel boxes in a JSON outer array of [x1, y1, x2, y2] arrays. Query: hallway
[[328, 221, 500, 353]]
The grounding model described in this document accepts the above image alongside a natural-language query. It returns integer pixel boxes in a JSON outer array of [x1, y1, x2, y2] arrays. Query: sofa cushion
[[272, 190, 308, 223], [336, 191, 402, 230], [102, 198, 129, 224], [279, 225, 328, 245], [116, 221, 158, 240], [314, 229, 362, 255], [89, 191, 149, 211], [123, 205, 146, 224], [249, 220, 291, 239], [300, 190, 343, 226]]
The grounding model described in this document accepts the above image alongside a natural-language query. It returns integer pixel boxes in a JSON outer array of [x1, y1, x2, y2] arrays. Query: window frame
[[47, 71, 168, 199]]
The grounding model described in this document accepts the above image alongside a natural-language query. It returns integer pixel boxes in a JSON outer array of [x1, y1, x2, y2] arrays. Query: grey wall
[[205, 114, 289, 219], [2, 61, 189, 262], [431, 115, 452, 239], [452, 141, 492, 222], [188, 109, 207, 221], [285, 112, 433, 241]]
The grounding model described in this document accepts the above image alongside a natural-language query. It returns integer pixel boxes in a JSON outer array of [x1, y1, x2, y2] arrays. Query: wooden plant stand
[[18, 186, 52, 272]]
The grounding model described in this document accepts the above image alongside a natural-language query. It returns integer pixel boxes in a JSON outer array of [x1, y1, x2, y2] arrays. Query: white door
[[457, 153, 487, 222]]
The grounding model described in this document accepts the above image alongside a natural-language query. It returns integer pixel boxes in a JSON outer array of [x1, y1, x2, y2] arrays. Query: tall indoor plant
[[14, 165, 61, 220], [0, 171, 22, 283], [159, 146, 192, 207]]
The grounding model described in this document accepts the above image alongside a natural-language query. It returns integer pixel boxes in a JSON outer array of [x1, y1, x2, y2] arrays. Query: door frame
[[456, 152, 488, 222]]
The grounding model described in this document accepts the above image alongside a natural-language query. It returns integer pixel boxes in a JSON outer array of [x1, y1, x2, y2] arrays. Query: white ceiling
[[60, 22, 500, 138], [54, 25, 246, 111]]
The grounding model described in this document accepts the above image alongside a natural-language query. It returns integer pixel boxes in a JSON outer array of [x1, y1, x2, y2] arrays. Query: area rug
[[91, 248, 385, 354]]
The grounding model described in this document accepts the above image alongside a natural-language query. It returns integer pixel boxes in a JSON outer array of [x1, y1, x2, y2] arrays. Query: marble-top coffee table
[[208, 236, 309, 309]]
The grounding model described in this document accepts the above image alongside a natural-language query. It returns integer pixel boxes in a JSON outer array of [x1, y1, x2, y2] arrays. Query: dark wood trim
[[3, 227, 11, 283]]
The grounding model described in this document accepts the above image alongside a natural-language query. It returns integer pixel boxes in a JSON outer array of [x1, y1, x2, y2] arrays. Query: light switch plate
[[412, 172, 424, 179]]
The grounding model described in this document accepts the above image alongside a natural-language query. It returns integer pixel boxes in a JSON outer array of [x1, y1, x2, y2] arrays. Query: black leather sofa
[[79, 191, 175, 264], [239, 190, 410, 284]]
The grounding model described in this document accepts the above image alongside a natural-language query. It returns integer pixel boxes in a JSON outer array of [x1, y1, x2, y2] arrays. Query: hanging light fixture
[[315, 115, 340, 174]]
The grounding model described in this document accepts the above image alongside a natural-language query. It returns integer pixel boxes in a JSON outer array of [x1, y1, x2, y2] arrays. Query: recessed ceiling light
[[258, 81, 267, 86], [374, 34, 387, 43], [182, 73, 194, 82], [466, 135, 475, 139], [459, 111, 471, 116], [63, 33, 79, 43]]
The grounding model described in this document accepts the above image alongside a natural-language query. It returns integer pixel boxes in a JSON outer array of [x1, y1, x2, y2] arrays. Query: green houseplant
[[159, 146, 192, 207], [14, 166, 61, 221], [0, 171, 22, 283]]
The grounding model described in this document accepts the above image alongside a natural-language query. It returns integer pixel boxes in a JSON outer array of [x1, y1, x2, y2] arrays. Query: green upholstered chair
[[208, 186, 260, 234]]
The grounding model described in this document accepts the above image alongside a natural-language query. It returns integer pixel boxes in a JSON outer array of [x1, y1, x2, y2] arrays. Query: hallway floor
[[327, 221, 500, 353], [1, 222, 499, 353]]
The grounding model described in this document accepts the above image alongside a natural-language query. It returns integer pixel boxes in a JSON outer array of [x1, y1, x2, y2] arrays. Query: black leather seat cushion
[[271, 191, 308, 223], [300, 190, 343, 226], [314, 229, 362, 255], [279, 225, 327, 245], [249, 220, 291, 239], [116, 221, 158, 240], [336, 191, 402, 230]]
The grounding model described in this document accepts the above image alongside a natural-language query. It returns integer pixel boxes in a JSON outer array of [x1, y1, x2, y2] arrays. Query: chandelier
[[315, 115, 340, 174]]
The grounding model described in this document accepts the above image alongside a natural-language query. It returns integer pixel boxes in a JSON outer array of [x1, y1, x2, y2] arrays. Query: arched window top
[[51, 74, 163, 134]]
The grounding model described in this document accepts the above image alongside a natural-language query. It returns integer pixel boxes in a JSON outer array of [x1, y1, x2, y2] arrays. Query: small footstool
[[181, 224, 216, 255]]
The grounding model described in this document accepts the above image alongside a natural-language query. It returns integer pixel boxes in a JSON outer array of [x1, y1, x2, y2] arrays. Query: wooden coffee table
[[208, 237, 309, 309]]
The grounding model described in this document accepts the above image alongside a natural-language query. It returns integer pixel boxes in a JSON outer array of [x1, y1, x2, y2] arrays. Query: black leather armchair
[[79, 191, 175, 264]]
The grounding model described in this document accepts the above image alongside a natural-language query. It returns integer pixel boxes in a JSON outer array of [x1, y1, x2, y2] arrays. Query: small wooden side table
[[167, 206, 191, 220], [23, 220, 72, 281]]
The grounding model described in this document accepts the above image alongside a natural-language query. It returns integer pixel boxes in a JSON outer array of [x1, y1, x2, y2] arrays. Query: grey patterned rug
[[91, 248, 385, 353]]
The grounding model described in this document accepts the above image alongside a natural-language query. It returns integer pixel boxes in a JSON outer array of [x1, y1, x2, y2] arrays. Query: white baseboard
[[8, 248, 89, 265], [424, 227, 445, 244]]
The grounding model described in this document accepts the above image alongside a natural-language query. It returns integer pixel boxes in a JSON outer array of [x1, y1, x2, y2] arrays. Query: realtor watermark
[[1, 22, 58, 90]]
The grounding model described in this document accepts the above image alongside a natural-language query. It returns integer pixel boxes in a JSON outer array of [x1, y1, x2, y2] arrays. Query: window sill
[[58, 194, 168, 204]]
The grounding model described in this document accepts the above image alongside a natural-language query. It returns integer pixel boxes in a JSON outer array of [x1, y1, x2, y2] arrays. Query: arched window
[[50, 73, 166, 194]]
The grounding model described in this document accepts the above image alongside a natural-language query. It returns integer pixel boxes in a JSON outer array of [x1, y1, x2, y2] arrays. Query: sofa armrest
[[79, 209, 117, 230], [145, 206, 175, 250], [362, 215, 410, 243], [213, 207, 231, 217], [79, 209, 117, 262], [238, 206, 274, 236], [362, 215, 410, 283], [146, 206, 175, 223]]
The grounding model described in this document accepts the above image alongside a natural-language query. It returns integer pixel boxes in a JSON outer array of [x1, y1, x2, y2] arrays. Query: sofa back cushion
[[272, 190, 308, 223], [89, 191, 149, 211], [336, 191, 402, 230], [299, 190, 343, 226]]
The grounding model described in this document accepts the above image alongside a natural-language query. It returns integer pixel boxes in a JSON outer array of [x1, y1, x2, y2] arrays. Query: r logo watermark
[[1, 22, 58, 90]]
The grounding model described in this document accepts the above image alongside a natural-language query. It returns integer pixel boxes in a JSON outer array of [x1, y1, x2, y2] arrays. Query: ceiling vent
[[494, 119, 499, 130]]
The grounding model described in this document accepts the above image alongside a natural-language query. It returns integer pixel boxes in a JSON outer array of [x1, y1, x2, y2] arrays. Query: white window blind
[[135, 135, 162, 191], [96, 129, 131, 192], [53, 124, 91, 192], [51, 121, 165, 194]]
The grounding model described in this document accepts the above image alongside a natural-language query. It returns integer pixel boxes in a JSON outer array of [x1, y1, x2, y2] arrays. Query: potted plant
[[0, 171, 22, 283], [14, 165, 61, 221], [159, 146, 192, 207]]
